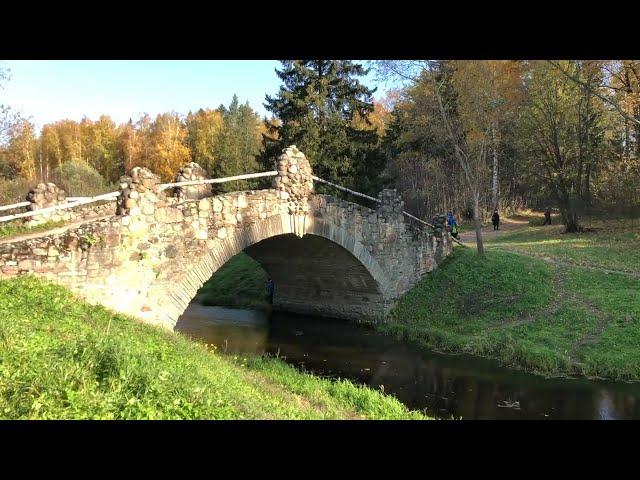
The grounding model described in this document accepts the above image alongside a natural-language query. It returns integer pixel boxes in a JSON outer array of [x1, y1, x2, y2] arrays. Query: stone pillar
[[173, 162, 212, 200], [430, 213, 447, 238], [116, 167, 161, 217], [377, 189, 405, 239], [430, 213, 449, 263], [377, 189, 404, 218], [273, 145, 314, 237], [24, 182, 72, 226], [116, 167, 163, 239]]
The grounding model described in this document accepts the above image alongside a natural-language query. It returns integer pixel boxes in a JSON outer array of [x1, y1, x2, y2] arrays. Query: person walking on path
[[447, 211, 459, 238], [543, 207, 552, 225], [266, 277, 275, 304], [492, 210, 500, 231]]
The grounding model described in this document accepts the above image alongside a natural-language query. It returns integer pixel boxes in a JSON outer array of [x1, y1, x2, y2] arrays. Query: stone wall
[[24, 183, 71, 226], [0, 146, 453, 329], [10, 182, 118, 227]]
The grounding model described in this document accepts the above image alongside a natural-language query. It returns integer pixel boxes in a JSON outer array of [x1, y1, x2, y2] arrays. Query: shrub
[[51, 162, 109, 197], [0, 177, 33, 205]]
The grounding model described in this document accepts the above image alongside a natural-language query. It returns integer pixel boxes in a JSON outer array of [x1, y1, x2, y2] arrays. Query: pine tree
[[262, 60, 385, 195]]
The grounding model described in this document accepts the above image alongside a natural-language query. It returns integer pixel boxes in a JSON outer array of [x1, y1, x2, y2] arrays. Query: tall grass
[[0, 276, 426, 419]]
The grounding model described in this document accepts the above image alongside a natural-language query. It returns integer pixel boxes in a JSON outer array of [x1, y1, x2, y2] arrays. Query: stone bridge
[[0, 146, 452, 329]]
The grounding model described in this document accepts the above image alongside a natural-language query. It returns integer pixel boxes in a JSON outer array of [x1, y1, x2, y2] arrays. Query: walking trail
[[457, 215, 640, 278], [457, 216, 530, 243]]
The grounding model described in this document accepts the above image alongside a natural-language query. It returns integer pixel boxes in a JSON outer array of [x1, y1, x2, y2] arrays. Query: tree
[[517, 61, 606, 232], [5, 118, 37, 180], [185, 108, 224, 175], [211, 95, 263, 191], [117, 114, 153, 174], [381, 81, 462, 219], [376, 60, 507, 255], [147, 112, 191, 181], [0, 63, 16, 146], [85, 115, 119, 183], [263, 60, 385, 195], [353, 98, 394, 138], [51, 161, 106, 197], [39, 119, 84, 169], [40, 123, 63, 179]]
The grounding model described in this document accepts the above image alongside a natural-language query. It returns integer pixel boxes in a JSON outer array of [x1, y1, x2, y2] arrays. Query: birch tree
[[375, 60, 512, 255]]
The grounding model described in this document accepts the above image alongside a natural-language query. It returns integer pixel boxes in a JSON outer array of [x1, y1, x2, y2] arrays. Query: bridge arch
[[161, 212, 392, 327]]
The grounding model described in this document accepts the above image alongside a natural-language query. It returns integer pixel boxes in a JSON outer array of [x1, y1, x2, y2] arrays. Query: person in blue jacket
[[447, 211, 458, 238], [266, 277, 275, 304]]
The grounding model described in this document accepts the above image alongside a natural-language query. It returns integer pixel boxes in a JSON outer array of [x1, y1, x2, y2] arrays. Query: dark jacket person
[[266, 278, 275, 304], [492, 210, 500, 230]]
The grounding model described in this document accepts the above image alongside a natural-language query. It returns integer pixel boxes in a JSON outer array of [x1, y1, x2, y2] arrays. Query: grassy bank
[[181, 213, 640, 381], [384, 230, 640, 381], [0, 220, 66, 240], [0, 276, 426, 419], [194, 252, 271, 311], [487, 216, 640, 274]]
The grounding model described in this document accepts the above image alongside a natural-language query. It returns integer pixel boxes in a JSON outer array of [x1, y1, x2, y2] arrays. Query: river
[[175, 304, 640, 419]]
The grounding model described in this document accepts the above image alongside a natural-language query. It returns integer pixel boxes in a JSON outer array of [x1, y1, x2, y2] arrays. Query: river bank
[[388, 215, 640, 381], [0, 276, 425, 419], [176, 304, 640, 419], [195, 215, 640, 382]]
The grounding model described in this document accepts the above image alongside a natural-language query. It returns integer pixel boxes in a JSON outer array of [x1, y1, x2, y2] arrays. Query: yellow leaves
[[352, 101, 393, 138], [5, 118, 38, 181], [147, 112, 191, 181]]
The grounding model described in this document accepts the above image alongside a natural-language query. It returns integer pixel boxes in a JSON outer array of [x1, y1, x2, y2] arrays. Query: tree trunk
[[558, 191, 581, 233], [473, 189, 485, 255], [491, 124, 499, 210], [583, 162, 592, 207]]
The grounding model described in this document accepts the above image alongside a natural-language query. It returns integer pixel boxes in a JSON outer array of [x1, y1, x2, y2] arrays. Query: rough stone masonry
[[0, 145, 453, 329]]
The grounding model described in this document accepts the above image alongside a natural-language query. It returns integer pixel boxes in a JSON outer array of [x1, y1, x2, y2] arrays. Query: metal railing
[[0, 171, 465, 247], [312, 175, 437, 229], [0, 191, 120, 223]]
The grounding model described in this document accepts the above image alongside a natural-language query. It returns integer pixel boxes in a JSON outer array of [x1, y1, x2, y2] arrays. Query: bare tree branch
[[547, 60, 640, 127]]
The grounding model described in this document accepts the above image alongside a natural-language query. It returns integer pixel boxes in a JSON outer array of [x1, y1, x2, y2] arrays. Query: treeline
[[377, 60, 640, 234], [1, 61, 392, 204], [0, 95, 265, 198], [2, 60, 639, 237]]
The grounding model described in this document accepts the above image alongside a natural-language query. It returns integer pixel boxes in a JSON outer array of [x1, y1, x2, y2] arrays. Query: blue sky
[[0, 60, 389, 130]]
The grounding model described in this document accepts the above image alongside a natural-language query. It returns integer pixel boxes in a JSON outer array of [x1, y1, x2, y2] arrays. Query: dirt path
[[457, 216, 530, 244]]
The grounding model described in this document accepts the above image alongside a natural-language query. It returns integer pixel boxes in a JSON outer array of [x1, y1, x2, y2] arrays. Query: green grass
[[189, 213, 640, 381], [0, 276, 425, 419], [194, 252, 270, 311], [0, 220, 67, 240], [384, 234, 640, 381], [486, 217, 640, 273]]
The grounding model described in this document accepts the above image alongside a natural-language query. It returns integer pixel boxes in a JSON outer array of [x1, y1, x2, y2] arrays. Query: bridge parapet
[[24, 183, 71, 226]]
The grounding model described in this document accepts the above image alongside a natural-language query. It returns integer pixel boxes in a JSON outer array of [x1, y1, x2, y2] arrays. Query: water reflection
[[176, 304, 270, 354], [175, 305, 640, 420]]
